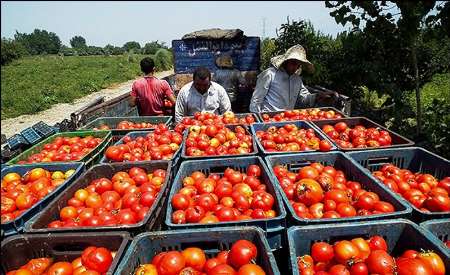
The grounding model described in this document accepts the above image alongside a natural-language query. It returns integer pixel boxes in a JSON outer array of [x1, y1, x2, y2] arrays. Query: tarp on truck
[[182, 28, 244, 40]]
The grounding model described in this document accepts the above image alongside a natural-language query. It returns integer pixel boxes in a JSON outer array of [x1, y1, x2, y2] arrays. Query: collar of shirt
[[191, 83, 217, 97]]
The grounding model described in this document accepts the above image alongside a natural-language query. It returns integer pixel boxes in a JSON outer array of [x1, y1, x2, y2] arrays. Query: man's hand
[[317, 91, 338, 100]]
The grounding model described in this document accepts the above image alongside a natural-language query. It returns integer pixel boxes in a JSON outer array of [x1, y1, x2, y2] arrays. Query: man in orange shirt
[[129, 57, 176, 115]]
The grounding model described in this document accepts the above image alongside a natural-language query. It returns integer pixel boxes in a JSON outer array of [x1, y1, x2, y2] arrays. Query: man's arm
[[174, 90, 186, 123], [249, 70, 272, 113], [296, 79, 316, 108], [129, 82, 138, 107], [162, 80, 176, 104]]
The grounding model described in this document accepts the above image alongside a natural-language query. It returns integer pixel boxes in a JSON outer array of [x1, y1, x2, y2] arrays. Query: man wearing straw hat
[[213, 54, 245, 112], [249, 44, 336, 113]]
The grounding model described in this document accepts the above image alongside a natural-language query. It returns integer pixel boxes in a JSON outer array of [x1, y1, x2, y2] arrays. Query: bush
[[260, 38, 277, 70], [153, 49, 173, 71], [1, 38, 28, 65]]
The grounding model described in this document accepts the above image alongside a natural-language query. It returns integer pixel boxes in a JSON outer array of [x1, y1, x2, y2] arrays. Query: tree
[[325, 0, 449, 135], [1, 38, 28, 65], [123, 41, 141, 52], [260, 38, 277, 70], [14, 29, 61, 55], [143, 40, 168, 55], [70, 35, 86, 48]]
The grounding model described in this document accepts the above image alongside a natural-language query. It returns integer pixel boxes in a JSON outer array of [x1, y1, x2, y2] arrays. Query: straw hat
[[216, 55, 234, 68], [270, 44, 314, 74]]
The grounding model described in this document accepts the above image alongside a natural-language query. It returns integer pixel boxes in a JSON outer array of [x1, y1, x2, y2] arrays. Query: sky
[[1, 1, 352, 47]]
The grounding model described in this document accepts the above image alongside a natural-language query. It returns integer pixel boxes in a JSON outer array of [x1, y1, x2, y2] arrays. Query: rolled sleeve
[[249, 70, 273, 113], [162, 80, 174, 97], [130, 82, 138, 97]]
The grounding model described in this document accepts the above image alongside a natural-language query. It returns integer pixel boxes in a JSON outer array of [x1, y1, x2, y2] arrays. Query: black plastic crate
[[7, 134, 29, 151], [20, 127, 42, 145], [312, 117, 415, 151], [257, 106, 347, 122], [421, 219, 450, 253], [348, 147, 450, 221], [250, 120, 336, 155], [181, 124, 258, 160], [287, 219, 450, 275], [165, 156, 287, 250], [24, 161, 172, 235], [265, 151, 412, 225], [115, 226, 280, 275], [32, 121, 56, 139], [1, 232, 130, 275], [1, 162, 85, 237]]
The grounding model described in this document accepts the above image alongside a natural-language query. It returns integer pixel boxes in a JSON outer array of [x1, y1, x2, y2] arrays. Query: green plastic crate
[[6, 130, 112, 168]]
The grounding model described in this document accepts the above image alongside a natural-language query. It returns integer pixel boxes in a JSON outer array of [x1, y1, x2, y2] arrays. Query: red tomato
[[366, 249, 395, 274], [228, 240, 257, 268], [396, 257, 433, 275], [157, 251, 186, 275], [311, 242, 334, 262], [81, 247, 113, 273]]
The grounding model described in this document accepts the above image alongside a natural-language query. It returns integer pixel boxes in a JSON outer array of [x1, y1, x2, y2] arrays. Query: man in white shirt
[[249, 44, 336, 113], [175, 67, 232, 123]]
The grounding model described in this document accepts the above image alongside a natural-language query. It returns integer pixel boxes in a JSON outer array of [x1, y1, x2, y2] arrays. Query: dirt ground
[[1, 70, 174, 138]]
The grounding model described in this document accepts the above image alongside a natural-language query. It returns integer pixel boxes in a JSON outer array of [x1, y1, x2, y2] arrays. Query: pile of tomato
[[184, 125, 254, 157], [272, 163, 396, 219], [16, 136, 104, 164], [104, 124, 182, 162], [46, 166, 166, 228], [134, 239, 266, 275], [6, 246, 115, 275], [261, 108, 343, 122], [297, 235, 446, 275], [320, 122, 393, 149], [1, 167, 76, 223], [372, 164, 450, 212], [171, 165, 277, 224], [93, 120, 157, 130], [254, 123, 333, 152], [174, 111, 256, 134]]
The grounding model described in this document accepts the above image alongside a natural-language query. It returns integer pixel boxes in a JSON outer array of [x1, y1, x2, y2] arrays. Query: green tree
[[1, 38, 28, 65], [14, 29, 62, 55], [260, 38, 277, 70], [143, 41, 168, 55], [154, 48, 173, 71], [70, 35, 87, 48], [123, 41, 141, 52]]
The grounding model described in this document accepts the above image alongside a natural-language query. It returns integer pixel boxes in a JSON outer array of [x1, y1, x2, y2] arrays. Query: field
[[1, 54, 149, 119]]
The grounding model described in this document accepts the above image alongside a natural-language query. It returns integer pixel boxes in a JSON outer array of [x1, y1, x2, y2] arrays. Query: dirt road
[[1, 70, 174, 139]]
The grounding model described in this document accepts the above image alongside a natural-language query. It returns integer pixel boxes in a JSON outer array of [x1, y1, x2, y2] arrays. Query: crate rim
[[80, 115, 173, 131], [255, 106, 348, 122]]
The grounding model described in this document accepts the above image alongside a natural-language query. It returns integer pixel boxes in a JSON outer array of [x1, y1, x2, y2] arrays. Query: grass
[[408, 73, 450, 110], [1, 54, 156, 119]]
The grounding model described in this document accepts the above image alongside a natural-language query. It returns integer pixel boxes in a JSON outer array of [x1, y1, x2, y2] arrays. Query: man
[[249, 44, 336, 113], [212, 54, 245, 112], [175, 67, 231, 123], [129, 57, 176, 116]]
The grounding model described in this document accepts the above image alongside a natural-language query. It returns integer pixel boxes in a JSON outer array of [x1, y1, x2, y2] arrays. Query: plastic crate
[[348, 147, 450, 221], [173, 113, 261, 128], [115, 226, 280, 275], [265, 151, 412, 225], [6, 130, 112, 168], [24, 161, 172, 235], [165, 156, 286, 250], [7, 134, 29, 151], [181, 124, 258, 160], [250, 121, 336, 155], [421, 219, 450, 253], [311, 117, 415, 151], [257, 106, 348, 122], [20, 127, 42, 145], [1, 231, 130, 275], [32, 121, 56, 138], [287, 219, 450, 275], [1, 162, 85, 237]]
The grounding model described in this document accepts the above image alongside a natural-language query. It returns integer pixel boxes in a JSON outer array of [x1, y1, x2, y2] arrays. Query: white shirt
[[175, 81, 232, 123], [249, 66, 316, 113]]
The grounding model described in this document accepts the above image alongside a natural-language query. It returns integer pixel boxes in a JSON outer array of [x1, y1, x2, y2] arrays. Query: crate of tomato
[[348, 147, 450, 221], [265, 151, 412, 225], [115, 226, 280, 275], [257, 107, 347, 123], [251, 121, 336, 155], [165, 156, 286, 250], [420, 219, 450, 253], [6, 130, 112, 168], [287, 219, 449, 275], [181, 124, 258, 159], [312, 117, 414, 151], [1, 232, 130, 274], [1, 162, 84, 237], [24, 160, 172, 235], [80, 116, 172, 142]]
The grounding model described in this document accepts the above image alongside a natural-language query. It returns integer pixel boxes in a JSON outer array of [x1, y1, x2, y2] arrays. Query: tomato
[[333, 240, 360, 264], [21, 257, 53, 274], [373, 201, 395, 213], [368, 235, 388, 251], [181, 247, 206, 270], [157, 251, 186, 275], [47, 262, 73, 275], [416, 251, 445, 275], [350, 262, 369, 275], [351, 238, 371, 260], [396, 257, 433, 275], [366, 249, 395, 274], [247, 165, 261, 177], [311, 242, 334, 262], [105, 146, 123, 161], [424, 194, 450, 212], [228, 240, 257, 268], [328, 264, 350, 275], [215, 206, 236, 221], [237, 263, 265, 275], [324, 189, 350, 204], [299, 167, 319, 180], [15, 193, 37, 210], [296, 179, 324, 206], [204, 258, 222, 273], [172, 210, 186, 224], [319, 140, 333, 151], [1, 196, 16, 214], [81, 246, 113, 273], [185, 206, 206, 223]]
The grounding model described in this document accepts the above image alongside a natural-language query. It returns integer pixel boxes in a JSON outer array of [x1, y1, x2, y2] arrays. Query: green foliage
[[260, 38, 277, 70], [123, 41, 141, 52], [153, 48, 173, 71], [143, 41, 168, 55], [70, 35, 87, 48], [0, 55, 149, 118], [1, 38, 28, 65], [14, 29, 62, 55], [422, 98, 450, 158]]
